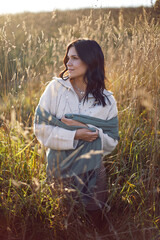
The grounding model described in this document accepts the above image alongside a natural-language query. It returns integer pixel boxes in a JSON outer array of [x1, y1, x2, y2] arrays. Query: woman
[[34, 39, 119, 212]]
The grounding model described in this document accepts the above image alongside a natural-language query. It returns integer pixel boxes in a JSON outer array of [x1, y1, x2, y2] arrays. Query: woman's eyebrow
[[68, 54, 79, 57]]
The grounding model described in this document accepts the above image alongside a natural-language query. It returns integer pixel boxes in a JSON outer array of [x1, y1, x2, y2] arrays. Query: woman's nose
[[67, 59, 72, 67]]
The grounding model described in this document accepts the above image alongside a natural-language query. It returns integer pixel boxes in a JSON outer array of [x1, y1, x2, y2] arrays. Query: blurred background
[[0, 0, 156, 14]]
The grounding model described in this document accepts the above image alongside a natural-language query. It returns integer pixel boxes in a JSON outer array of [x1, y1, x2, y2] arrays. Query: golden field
[[0, 6, 160, 240]]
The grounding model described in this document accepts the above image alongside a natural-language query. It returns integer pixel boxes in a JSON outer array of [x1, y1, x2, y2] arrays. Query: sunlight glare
[[0, 0, 155, 15]]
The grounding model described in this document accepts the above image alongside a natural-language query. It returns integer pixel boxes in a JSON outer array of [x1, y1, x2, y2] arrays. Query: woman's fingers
[[61, 117, 75, 126], [61, 117, 86, 127], [75, 128, 99, 141], [61, 120, 99, 141], [61, 117, 69, 124]]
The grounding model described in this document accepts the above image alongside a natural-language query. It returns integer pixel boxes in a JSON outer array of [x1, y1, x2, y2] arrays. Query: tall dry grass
[[0, 7, 160, 240]]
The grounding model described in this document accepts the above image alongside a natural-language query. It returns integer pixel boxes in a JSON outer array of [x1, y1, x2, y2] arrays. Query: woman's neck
[[70, 78, 86, 92], [70, 78, 87, 102]]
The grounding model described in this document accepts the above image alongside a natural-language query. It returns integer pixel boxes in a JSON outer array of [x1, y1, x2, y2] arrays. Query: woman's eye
[[67, 56, 79, 62]]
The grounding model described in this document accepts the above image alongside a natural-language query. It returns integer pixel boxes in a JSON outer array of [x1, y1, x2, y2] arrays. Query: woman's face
[[66, 46, 88, 80]]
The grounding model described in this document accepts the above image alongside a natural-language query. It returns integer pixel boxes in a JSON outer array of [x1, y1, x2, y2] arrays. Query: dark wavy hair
[[59, 39, 108, 106]]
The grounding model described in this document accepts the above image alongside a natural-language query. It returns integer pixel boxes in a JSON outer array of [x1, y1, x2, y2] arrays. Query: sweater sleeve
[[34, 80, 78, 150], [87, 97, 119, 155]]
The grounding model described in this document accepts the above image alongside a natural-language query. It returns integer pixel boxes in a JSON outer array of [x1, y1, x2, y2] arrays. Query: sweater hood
[[52, 77, 113, 96], [53, 77, 72, 89]]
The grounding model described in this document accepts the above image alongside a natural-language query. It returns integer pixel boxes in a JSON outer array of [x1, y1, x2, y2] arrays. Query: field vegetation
[[0, 6, 160, 240]]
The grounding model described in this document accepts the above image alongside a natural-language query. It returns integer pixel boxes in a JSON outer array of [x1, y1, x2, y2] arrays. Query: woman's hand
[[61, 117, 99, 142], [75, 129, 99, 142], [61, 117, 87, 127]]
